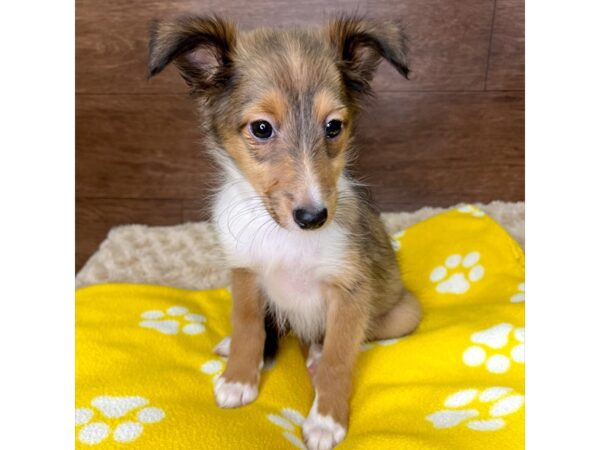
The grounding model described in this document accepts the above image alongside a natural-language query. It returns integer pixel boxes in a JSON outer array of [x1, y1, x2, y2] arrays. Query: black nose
[[293, 207, 328, 230]]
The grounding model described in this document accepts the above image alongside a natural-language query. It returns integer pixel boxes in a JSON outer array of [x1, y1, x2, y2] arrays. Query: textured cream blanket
[[75, 204, 524, 449]]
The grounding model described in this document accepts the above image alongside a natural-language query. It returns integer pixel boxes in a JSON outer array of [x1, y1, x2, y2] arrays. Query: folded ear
[[327, 15, 410, 97], [148, 15, 237, 95]]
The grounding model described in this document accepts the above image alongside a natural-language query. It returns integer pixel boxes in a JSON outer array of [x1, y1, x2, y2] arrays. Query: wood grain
[[77, 91, 523, 205], [76, 94, 211, 198], [76, 198, 183, 270], [76, 0, 494, 94], [354, 91, 524, 210], [486, 0, 525, 90]]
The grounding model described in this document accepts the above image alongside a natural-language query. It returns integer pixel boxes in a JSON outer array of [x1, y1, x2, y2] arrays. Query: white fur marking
[[304, 158, 323, 206], [302, 395, 346, 450], [306, 343, 323, 369], [213, 336, 231, 357], [213, 377, 258, 408], [213, 165, 351, 342]]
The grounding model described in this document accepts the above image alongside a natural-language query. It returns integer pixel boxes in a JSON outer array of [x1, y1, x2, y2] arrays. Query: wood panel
[[355, 91, 524, 209], [486, 0, 525, 90], [77, 92, 523, 204], [76, 198, 184, 270], [76, 94, 209, 198], [76, 0, 494, 94]]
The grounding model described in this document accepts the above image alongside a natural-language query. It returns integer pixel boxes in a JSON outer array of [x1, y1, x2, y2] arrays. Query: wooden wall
[[76, 0, 524, 270]]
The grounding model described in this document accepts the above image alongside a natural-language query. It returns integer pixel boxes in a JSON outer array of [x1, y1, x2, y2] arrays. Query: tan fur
[[220, 268, 265, 386], [242, 90, 289, 127], [370, 291, 422, 340], [313, 284, 369, 427]]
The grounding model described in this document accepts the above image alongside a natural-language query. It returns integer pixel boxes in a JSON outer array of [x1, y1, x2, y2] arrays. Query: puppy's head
[[148, 15, 409, 231]]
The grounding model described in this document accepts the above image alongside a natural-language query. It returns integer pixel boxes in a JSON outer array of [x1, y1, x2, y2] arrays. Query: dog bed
[[75, 203, 524, 449]]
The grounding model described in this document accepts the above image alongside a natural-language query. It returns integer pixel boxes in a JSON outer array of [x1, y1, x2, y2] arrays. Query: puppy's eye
[[250, 120, 273, 140], [325, 120, 343, 139]]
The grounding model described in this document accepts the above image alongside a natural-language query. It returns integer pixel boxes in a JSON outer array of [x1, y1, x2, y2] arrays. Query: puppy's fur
[[148, 15, 421, 450]]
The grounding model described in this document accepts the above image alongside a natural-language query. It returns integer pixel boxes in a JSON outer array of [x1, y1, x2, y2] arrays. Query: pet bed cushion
[[75, 204, 524, 449]]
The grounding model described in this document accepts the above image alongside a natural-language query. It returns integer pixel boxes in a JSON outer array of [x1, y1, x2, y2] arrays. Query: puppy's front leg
[[214, 268, 265, 408], [303, 284, 368, 450]]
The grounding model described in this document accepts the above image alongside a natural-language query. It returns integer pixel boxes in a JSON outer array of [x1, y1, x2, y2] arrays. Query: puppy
[[148, 15, 422, 450]]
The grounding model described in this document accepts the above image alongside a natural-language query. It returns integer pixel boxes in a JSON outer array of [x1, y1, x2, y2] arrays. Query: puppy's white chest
[[213, 173, 349, 342], [260, 263, 327, 342]]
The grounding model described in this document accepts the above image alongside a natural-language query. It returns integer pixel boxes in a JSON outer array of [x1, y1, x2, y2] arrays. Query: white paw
[[213, 377, 258, 408], [302, 399, 346, 450]]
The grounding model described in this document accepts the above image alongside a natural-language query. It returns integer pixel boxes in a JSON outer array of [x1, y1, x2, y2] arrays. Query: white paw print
[[200, 357, 226, 384], [200, 336, 274, 383], [510, 282, 525, 303], [430, 251, 485, 294], [463, 323, 524, 374], [426, 387, 524, 431], [267, 407, 307, 449], [457, 204, 486, 217], [75, 396, 165, 445], [361, 337, 403, 351], [139, 305, 206, 335], [390, 230, 406, 251]]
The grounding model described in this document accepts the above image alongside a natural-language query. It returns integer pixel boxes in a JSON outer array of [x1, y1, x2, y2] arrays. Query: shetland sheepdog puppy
[[148, 15, 421, 449]]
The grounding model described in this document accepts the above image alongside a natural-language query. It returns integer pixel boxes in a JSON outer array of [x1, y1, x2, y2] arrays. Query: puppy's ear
[[327, 15, 409, 97], [148, 16, 237, 95]]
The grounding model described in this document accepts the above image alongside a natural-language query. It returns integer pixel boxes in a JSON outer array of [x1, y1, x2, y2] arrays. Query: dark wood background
[[76, 0, 524, 271]]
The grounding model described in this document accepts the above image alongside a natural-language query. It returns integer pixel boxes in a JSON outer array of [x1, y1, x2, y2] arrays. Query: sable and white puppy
[[148, 15, 421, 450]]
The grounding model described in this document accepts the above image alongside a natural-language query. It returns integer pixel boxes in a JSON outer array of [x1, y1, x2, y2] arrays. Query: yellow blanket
[[75, 205, 524, 449]]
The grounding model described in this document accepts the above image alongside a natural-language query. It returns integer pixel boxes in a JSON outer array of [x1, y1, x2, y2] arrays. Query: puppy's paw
[[213, 376, 258, 408], [302, 410, 346, 450]]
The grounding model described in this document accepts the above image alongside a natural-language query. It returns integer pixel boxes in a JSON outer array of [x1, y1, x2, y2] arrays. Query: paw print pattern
[[200, 358, 226, 384], [510, 282, 525, 303], [426, 387, 524, 431], [361, 337, 403, 351], [75, 396, 165, 445], [430, 252, 485, 294], [200, 336, 275, 383], [267, 408, 307, 450], [457, 204, 486, 217], [390, 230, 406, 251], [139, 305, 206, 335], [463, 323, 524, 374]]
